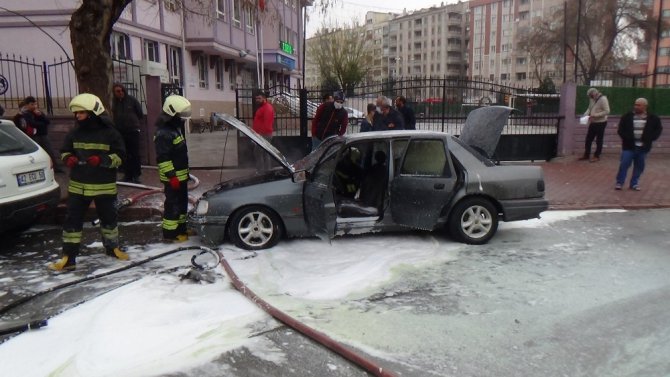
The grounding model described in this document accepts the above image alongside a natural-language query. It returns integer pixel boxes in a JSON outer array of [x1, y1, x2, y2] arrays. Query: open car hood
[[459, 106, 512, 158], [211, 113, 294, 173]]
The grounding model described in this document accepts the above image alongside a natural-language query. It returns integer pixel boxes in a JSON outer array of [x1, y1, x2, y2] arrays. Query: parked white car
[[0, 119, 60, 233]]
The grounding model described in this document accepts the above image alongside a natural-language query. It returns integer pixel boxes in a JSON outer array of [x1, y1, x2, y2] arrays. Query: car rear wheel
[[228, 206, 283, 250], [448, 197, 498, 245]]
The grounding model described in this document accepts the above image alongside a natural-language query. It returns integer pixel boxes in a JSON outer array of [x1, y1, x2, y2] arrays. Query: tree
[[309, 24, 373, 94], [518, 0, 660, 84], [69, 0, 132, 108]]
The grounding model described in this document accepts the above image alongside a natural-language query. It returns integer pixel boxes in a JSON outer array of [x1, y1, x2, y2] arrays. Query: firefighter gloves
[[169, 176, 181, 190], [87, 155, 102, 167], [65, 156, 79, 168]]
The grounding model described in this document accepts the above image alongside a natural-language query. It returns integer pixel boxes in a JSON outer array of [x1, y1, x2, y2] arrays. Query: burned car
[[188, 107, 548, 250]]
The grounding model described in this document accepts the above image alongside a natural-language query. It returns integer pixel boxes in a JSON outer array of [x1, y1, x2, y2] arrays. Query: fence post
[[42, 61, 53, 115], [441, 77, 447, 133], [299, 88, 307, 137]]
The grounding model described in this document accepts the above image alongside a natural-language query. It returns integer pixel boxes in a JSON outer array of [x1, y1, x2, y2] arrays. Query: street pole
[[574, 0, 582, 83], [563, 1, 567, 83]]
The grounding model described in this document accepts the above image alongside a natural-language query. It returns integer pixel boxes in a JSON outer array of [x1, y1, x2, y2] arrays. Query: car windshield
[[0, 122, 39, 155], [291, 136, 344, 172]]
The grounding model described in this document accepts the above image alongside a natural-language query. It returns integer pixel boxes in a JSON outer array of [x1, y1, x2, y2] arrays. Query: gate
[[0, 54, 145, 115], [236, 78, 560, 162]]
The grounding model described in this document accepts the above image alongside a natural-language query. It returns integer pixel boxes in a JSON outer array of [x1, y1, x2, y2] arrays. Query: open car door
[[302, 141, 343, 241]]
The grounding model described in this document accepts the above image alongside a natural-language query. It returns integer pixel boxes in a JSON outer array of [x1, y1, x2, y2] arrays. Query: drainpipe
[[180, 4, 189, 98]]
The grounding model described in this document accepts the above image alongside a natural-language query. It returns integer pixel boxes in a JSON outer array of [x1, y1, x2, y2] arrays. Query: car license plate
[[17, 169, 46, 187]]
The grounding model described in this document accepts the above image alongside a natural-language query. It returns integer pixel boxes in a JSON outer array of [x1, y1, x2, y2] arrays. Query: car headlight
[[195, 200, 209, 215]]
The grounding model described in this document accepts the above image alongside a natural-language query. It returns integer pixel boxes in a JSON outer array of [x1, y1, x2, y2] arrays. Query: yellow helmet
[[163, 95, 191, 117], [69, 93, 105, 116]]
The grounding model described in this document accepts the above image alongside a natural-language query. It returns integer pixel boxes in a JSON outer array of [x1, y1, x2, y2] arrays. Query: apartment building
[[388, 2, 469, 80], [0, 0, 307, 115], [645, 0, 670, 87], [468, 0, 564, 86]]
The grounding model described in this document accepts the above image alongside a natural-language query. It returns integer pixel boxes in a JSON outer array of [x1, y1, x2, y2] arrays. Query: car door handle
[[434, 183, 445, 190]]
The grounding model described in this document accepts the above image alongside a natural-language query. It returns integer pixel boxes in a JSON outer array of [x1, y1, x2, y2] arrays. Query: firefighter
[[49, 93, 128, 271], [154, 95, 191, 242]]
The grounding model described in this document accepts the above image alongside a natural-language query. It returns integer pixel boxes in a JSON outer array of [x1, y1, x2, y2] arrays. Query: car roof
[[343, 130, 450, 141]]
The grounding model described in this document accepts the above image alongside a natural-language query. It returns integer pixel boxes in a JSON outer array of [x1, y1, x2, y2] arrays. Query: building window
[[660, 47, 670, 56], [500, 73, 508, 80], [516, 57, 526, 65], [216, 0, 225, 19], [663, 9, 670, 17], [232, 0, 242, 27], [215, 58, 224, 90], [111, 32, 130, 60], [197, 54, 208, 89], [245, 5, 255, 34], [516, 72, 527, 80], [144, 40, 160, 62], [168, 46, 182, 85]]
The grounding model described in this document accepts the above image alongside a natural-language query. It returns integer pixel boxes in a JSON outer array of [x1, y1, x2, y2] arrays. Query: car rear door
[[389, 136, 457, 230], [303, 141, 343, 240]]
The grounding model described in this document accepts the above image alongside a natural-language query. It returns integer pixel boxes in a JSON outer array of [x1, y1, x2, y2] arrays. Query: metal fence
[[0, 53, 145, 115], [235, 77, 562, 161]]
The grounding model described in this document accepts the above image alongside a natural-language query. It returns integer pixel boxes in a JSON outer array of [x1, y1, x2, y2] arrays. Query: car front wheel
[[228, 206, 283, 250], [448, 197, 498, 245]]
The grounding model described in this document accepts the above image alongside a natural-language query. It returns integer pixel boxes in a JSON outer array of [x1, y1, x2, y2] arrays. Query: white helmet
[[163, 95, 191, 117], [69, 93, 105, 116]]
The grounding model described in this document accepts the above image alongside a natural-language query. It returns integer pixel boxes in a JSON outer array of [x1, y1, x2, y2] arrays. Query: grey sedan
[[188, 107, 548, 250]]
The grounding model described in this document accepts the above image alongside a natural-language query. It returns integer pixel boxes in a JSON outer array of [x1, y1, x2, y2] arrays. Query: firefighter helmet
[[69, 93, 105, 116], [163, 95, 191, 117]]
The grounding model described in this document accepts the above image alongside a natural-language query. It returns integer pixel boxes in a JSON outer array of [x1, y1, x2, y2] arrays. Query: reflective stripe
[[108, 153, 122, 168], [68, 180, 117, 196], [63, 230, 82, 244], [73, 142, 111, 151], [173, 135, 185, 145], [158, 161, 175, 179], [178, 214, 186, 225], [101, 226, 119, 240], [159, 168, 189, 182], [162, 218, 179, 230], [61, 152, 73, 160]]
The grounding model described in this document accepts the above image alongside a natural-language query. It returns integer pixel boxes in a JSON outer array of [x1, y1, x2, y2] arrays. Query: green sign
[[280, 41, 293, 55]]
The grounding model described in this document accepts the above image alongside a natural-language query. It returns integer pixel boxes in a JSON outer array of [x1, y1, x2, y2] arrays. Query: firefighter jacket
[[154, 113, 189, 183], [60, 114, 125, 197]]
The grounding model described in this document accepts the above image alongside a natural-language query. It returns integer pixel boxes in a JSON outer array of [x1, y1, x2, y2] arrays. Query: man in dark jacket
[[154, 95, 192, 242], [112, 84, 144, 183], [49, 93, 127, 271], [16, 96, 63, 172], [311, 92, 348, 149], [395, 96, 416, 130], [377, 97, 405, 131], [614, 98, 663, 191]]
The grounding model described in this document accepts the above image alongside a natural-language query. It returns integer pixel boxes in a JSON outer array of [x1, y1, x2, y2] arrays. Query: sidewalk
[[542, 153, 670, 210], [52, 153, 670, 223]]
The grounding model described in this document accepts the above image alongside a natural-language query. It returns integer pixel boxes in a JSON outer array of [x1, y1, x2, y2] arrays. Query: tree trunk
[[69, 0, 131, 110]]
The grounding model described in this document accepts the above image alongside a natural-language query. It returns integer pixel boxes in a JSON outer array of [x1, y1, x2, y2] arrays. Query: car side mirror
[[292, 170, 307, 183]]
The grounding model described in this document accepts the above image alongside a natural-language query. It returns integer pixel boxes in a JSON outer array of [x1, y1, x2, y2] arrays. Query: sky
[[0, 210, 611, 377], [305, 0, 460, 37]]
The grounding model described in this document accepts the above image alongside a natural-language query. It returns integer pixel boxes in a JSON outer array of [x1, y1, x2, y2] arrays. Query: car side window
[[400, 139, 449, 177], [391, 139, 409, 175]]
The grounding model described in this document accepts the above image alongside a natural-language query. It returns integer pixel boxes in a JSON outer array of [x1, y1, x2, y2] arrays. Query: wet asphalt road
[[1, 209, 670, 377]]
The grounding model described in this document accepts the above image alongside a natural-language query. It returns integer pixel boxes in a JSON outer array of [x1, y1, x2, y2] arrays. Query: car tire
[[228, 205, 283, 250], [448, 197, 498, 245]]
